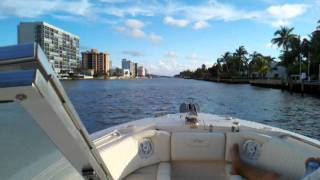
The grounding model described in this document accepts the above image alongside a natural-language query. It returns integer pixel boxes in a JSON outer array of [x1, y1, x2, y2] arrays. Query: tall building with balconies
[[81, 49, 111, 76], [122, 58, 136, 77], [18, 22, 80, 77]]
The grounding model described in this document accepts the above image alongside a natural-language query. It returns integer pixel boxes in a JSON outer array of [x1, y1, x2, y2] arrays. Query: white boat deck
[[91, 113, 320, 180]]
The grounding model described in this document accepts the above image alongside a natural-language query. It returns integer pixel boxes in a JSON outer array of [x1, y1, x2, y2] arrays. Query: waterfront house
[[266, 62, 288, 79]]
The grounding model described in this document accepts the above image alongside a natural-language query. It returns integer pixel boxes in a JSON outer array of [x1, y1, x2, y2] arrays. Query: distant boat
[[1, 43, 320, 180]]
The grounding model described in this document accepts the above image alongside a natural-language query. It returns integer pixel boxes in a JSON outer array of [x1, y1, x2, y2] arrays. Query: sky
[[0, 0, 319, 76]]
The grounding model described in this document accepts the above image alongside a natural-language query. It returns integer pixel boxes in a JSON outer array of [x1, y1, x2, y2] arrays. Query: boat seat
[[170, 132, 245, 179], [99, 130, 171, 180], [124, 161, 244, 180], [124, 162, 171, 180], [171, 132, 225, 161], [225, 132, 320, 179], [171, 160, 228, 180]]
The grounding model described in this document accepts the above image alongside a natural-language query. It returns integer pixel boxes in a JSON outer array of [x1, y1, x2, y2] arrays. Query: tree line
[[177, 20, 320, 80]]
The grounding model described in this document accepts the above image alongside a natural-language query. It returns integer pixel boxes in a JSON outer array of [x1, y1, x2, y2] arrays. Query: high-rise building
[[122, 59, 131, 69], [122, 58, 136, 77], [130, 61, 135, 77], [81, 49, 111, 76], [134, 63, 138, 77], [18, 22, 80, 77], [138, 66, 146, 77]]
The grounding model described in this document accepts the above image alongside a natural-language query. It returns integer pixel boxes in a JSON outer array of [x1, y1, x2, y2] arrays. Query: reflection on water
[[62, 78, 320, 139]]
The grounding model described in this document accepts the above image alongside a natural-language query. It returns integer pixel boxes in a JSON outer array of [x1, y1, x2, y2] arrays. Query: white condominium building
[[18, 22, 80, 77], [122, 58, 136, 77]]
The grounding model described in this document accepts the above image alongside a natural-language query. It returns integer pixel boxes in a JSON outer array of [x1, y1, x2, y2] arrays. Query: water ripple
[[62, 78, 320, 139]]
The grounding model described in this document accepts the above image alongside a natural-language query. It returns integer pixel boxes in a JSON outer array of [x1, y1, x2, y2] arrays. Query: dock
[[250, 79, 320, 96]]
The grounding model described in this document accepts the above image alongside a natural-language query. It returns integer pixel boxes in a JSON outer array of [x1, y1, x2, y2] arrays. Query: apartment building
[[81, 49, 111, 76], [122, 58, 136, 77], [18, 22, 80, 77], [138, 66, 146, 77]]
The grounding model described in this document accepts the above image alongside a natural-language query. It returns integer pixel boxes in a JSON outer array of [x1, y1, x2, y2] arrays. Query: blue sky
[[0, 0, 319, 75]]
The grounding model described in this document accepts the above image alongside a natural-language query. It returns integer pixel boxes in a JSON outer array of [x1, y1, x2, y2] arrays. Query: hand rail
[[279, 134, 320, 149]]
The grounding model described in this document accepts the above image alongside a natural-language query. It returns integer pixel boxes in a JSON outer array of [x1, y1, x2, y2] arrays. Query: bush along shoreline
[[176, 20, 320, 85]]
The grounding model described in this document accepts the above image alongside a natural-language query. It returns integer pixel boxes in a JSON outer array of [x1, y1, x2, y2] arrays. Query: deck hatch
[[0, 43, 110, 180]]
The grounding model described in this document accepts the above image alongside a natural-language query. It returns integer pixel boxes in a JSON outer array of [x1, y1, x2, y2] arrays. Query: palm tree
[[221, 52, 231, 73], [301, 37, 311, 59], [310, 29, 320, 79], [216, 58, 224, 73], [249, 51, 262, 62], [235, 46, 248, 73], [259, 56, 273, 78], [271, 26, 296, 52], [249, 54, 272, 78]]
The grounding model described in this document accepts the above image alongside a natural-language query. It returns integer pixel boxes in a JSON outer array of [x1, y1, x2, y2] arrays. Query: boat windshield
[[0, 101, 83, 180]]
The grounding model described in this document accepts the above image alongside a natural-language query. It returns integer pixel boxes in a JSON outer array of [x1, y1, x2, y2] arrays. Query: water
[[62, 78, 320, 139]]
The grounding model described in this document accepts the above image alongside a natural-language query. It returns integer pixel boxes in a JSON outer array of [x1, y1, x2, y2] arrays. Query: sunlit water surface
[[62, 78, 320, 139]]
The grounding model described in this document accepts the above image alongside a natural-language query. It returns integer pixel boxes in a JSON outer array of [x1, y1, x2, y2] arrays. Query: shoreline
[[60, 77, 153, 81], [182, 78, 320, 96]]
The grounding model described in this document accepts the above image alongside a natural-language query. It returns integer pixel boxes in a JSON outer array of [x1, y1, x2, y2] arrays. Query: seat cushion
[[123, 164, 158, 180], [157, 162, 171, 180], [124, 162, 171, 180], [171, 132, 225, 161], [99, 130, 170, 180], [171, 161, 228, 180]]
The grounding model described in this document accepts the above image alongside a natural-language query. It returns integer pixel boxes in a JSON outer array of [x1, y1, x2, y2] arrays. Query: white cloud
[[271, 19, 289, 27], [131, 28, 145, 38], [266, 42, 274, 49], [147, 59, 193, 76], [0, 0, 311, 31], [117, 19, 163, 43], [186, 53, 201, 61], [122, 50, 144, 57], [147, 56, 212, 76], [165, 1, 260, 23], [147, 51, 213, 76], [125, 19, 144, 29], [164, 16, 190, 27], [267, 4, 308, 20], [52, 14, 79, 22], [99, 0, 127, 3], [104, 6, 155, 17], [0, 0, 92, 18], [161, 2, 259, 29], [149, 33, 163, 43], [64, 0, 92, 16], [164, 51, 178, 59], [193, 21, 209, 30], [119, 19, 146, 38], [266, 4, 308, 27], [162, 1, 309, 28], [115, 26, 126, 32], [0, 0, 56, 18]]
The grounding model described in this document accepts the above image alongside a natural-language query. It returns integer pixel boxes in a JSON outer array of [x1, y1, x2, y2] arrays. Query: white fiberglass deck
[[92, 113, 320, 180]]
